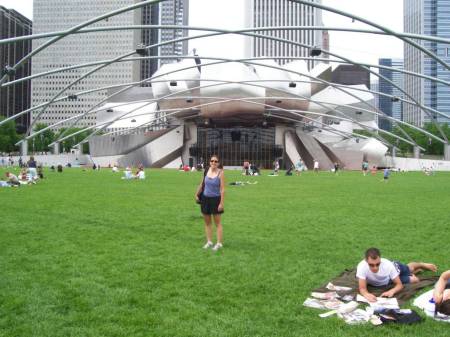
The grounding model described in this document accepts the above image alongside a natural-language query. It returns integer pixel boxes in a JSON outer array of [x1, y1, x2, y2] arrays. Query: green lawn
[[0, 168, 449, 337]]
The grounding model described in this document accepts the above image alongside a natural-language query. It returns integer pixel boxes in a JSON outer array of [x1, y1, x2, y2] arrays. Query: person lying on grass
[[357, 247, 437, 302], [434, 270, 450, 316]]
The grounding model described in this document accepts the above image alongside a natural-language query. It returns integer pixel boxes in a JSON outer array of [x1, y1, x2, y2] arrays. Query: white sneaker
[[212, 243, 223, 251], [203, 241, 213, 249]]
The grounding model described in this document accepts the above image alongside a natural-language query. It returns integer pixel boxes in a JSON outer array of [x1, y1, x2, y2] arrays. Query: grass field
[[0, 167, 449, 337]]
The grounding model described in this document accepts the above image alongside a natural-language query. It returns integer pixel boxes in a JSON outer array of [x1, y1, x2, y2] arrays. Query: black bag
[[379, 309, 422, 324], [196, 167, 208, 204]]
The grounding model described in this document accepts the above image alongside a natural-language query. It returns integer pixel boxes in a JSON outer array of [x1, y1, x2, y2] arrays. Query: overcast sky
[[0, 0, 403, 66]]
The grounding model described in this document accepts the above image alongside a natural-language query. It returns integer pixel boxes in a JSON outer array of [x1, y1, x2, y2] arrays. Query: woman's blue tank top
[[203, 171, 221, 197]]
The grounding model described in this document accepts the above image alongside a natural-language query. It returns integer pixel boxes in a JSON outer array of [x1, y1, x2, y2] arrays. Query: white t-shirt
[[356, 258, 399, 287], [314, 161, 319, 169]]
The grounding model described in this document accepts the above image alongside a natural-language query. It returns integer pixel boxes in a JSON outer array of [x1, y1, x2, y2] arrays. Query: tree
[[387, 122, 450, 156], [0, 117, 19, 153], [32, 123, 56, 153], [57, 128, 92, 154]]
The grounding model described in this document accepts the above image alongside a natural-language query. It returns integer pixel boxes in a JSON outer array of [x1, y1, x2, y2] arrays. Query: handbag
[[196, 167, 208, 204]]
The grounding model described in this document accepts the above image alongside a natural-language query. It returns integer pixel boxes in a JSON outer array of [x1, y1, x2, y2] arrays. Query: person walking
[[334, 162, 340, 175], [313, 159, 319, 173], [195, 155, 225, 251]]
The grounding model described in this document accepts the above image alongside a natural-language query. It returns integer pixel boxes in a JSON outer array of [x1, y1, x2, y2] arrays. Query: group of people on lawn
[[1, 156, 43, 187], [120, 164, 146, 180]]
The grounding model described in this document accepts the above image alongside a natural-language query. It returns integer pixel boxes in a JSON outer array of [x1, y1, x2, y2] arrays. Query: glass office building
[[404, 0, 450, 126], [247, 0, 325, 69], [0, 6, 32, 131], [378, 58, 404, 130]]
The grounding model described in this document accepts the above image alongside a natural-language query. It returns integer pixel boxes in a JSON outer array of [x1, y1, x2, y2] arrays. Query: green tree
[[57, 128, 92, 154], [387, 122, 450, 156], [33, 123, 56, 152], [0, 117, 19, 153]]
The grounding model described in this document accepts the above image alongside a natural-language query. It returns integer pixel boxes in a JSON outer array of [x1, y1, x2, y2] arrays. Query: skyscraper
[[404, 0, 450, 126], [32, 0, 188, 130], [0, 6, 32, 131], [141, 0, 189, 84], [247, 0, 324, 69], [159, 0, 189, 66], [378, 58, 404, 130]]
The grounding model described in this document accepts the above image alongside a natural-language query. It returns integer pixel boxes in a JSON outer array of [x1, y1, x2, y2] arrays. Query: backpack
[[378, 309, 422, 324]]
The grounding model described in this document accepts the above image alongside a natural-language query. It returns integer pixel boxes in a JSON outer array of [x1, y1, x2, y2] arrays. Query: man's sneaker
[[212, 243, 223, 251], [203, 241, 213, 249]]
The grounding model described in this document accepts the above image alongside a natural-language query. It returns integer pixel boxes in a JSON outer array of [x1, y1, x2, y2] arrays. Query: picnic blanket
[[314, 269, 438, 306]]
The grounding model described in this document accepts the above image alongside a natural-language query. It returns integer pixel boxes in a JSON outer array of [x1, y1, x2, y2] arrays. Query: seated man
[[122, 167, 133, 179], [434, 270, 450, 316], [136, 169, 145, 180], [357, 247, 437, 302], [5, 172, 20, 186]]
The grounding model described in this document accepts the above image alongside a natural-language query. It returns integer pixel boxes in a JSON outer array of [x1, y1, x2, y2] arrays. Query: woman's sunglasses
[[210, 160, 218, 163]]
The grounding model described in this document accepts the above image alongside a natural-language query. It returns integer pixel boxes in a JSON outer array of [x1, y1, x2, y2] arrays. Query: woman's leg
[[213, 214, 223, 244], [203, 214, 213, 243]]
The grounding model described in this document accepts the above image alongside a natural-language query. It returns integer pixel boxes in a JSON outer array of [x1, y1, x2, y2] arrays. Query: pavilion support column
[[20, 141, 28, 156], [444, 143, 450, 161], [413, 146, 420, 159], [53, 142, 60, 155]]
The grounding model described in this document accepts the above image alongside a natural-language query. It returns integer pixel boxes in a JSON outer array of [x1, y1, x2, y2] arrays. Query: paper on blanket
[[356, 294, 399, 310], [338, 309, 371, 325], [326, 282, 352, 292], [303, 297, 343, 310], [318, 301, 359, 318], [413, 290, 450, 323], [310, 292, 339, 300]]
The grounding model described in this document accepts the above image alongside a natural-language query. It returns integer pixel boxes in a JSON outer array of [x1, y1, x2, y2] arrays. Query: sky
[[0, 0, 404, 67]]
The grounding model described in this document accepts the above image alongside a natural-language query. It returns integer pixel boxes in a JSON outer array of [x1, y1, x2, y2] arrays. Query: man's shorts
[[394, 261, 411, 284]]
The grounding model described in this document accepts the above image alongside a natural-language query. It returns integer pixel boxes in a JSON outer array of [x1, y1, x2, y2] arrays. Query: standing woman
[[195, 155, 225, 251]]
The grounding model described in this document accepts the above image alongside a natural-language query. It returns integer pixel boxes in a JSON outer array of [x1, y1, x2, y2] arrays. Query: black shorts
[[201, 196, 223, 215]]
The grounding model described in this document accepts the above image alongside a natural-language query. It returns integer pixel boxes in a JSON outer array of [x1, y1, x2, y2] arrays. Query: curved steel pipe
[[1, 25, 449, 46]]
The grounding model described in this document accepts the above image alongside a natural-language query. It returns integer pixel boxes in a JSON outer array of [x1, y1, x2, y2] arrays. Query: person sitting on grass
[[357, 247, 437, 302], [18, 168, 34, 185], [134, 165, 145, 179], [285, 164, 294, 176], [434, 270, 450, 316], [122, 167, 133, 180], [5, 172, 20, 187], [37, 165, 44, 179]]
